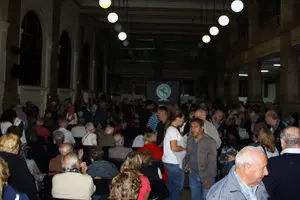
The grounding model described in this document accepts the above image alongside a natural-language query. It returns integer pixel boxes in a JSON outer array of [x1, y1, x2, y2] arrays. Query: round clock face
[[156, 83, 171, 101]]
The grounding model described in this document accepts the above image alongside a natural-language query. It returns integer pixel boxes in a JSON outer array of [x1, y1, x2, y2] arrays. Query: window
[[20, 11, 42, 85], [58, 31, 71, 88]]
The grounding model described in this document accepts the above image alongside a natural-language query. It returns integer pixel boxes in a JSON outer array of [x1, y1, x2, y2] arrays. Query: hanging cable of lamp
[[210, 0, 219, 36], [218, 0, 230, 26], [202, 0, 211, 43]]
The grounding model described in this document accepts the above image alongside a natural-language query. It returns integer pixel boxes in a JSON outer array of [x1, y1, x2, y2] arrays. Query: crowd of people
[[0, 96, 298, 200]]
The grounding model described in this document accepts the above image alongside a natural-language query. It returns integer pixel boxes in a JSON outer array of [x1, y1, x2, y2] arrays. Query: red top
[[137, 174, 151, 200], [138, 143, 163, 161], [35, 125, 51, 143]]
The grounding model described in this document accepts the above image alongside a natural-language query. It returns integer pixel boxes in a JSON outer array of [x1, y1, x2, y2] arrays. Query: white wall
[[18, 0, 80, 115]]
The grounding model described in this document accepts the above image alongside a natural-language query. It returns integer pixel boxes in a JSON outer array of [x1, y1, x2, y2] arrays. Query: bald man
[[206, 146, 269, 200], [49, 143, 73, 175], [263, 126, 300, 200], [195, 109, 221, 148]]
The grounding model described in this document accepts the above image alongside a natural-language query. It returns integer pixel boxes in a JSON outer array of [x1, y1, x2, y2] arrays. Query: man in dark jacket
[[263, 126, 300, 200], [265, 110, 287, 152]]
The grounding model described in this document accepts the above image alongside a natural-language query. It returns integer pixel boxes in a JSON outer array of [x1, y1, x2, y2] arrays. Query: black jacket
[[0, 151, 37, 200], [263, 153, 300, 200], [273, 120, 287, 152]]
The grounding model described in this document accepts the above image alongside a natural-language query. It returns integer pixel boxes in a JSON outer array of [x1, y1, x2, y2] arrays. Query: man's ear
[[281, 139, 286, 150]]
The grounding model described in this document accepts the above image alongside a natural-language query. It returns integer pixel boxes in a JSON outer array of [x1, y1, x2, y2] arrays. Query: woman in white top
[[82, 123, 97, 146], [163, 109, 185, 200], [256, 126, 279, 158]]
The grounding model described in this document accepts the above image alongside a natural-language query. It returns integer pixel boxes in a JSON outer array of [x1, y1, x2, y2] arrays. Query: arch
[[58, 30, 72, 88], [20, 11, 43, 85]]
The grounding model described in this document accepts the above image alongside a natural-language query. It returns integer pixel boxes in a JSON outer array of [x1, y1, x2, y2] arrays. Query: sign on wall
[[147, 81, 180, 105]]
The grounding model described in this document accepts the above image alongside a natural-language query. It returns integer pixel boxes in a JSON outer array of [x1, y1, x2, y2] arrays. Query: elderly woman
[[82, 123, 97, 146], [138, 132, 163, 160], [108, 133, 132, 160], [0, 134, 37, 200]]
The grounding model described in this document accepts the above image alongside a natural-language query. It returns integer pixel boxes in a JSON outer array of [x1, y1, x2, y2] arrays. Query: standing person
[[206, 146, 269, 200], [184, 118, 217, 200], [263, 127, 300, 200], [156, 106, 170, 146], [162, 109, 185, 200]]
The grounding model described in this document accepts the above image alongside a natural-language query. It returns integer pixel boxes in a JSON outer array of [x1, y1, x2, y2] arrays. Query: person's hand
[[80, 162, 88, 174], [202, 181, 211, 189], [78, 149, 84, 160]]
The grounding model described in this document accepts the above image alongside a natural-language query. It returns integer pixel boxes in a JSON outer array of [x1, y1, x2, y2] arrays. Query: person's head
[[0, 157, 9, 197], [143, 132, 157, 144], [258, 127, 276, 153], [45, 111, 52, 119], [121, 152, 143, 172], [113, 133, 124, 147], [194, 109, 207, 121], [6, 126, 21, 138], [265, 110, 279, 126], [157, 106, 168, 123], [280, 126, 300, 150], [85, 122, 95, 133], [170, 109, 185, 127], [109, 170, 141, 200], [0, 134, 20, 154], [59, 143, 73, 156], [58, 118, 68, 128], [190, 118, 205, 138], [62, 153, 80, 171], [213, 110, 224, 122], [0, 109, 17, 123], [54, 131, 65, 145], [89, 147, 104, 163], [139, 150, 153, 167], [235, 146, 268, 187]]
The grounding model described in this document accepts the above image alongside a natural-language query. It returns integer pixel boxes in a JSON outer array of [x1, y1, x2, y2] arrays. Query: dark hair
[[89, 147, 104, 161], [6, 126, 21, 138], [158, 106, 168, 113], [190, 118, 205, 127], [0, 109, 17, 123], [169, 108, 184, 122]]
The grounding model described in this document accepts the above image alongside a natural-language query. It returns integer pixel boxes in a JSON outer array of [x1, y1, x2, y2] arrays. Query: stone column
[[208, 79, 216, 101], [279, 0, 300, 115], [248, 0, 259, 48], [247, 60, 263, 104], [2, 0, 21, 110], [216, 72, 225, 100], [227, 65, 239, 107], [49, 0, 63, 97], [102, 54, 108, 93], [275, 74, 280, 103], [0, 21, 9, 114]]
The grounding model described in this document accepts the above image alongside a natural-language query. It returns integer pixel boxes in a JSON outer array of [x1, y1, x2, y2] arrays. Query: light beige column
[[248, 0, 259, 48], [227, 65, 239, 107], [247, 60, 263, 104], [0, 21, 9, 113], [280, 0, 300, 115], [3, 0, 21, 109]]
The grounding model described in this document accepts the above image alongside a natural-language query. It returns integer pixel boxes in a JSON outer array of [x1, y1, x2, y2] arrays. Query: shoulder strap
[[261, 145, 267, 156]]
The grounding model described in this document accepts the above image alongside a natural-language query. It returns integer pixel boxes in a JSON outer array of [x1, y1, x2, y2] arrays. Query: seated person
[[109, 133, 132, 160], [138, 132, 163, 160], [82, 123, 97, 146], [87, 147, 118, 179], [48, 143, 73, 175], [52, 153, 95, 200]]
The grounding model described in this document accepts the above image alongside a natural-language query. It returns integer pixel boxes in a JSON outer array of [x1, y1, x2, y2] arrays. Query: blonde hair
[[0, 157, 10, 200], [0, 134, 20, 154], [139, 150, 153, 167], [143, 132, 157, 144], [120, 152, 143, 173], [109, 170, 141, 200], [258, 127, 276, 153]]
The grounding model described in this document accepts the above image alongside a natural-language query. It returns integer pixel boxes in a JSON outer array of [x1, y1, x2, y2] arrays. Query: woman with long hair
[[256, 127, 279, 158], [162, 108, 186, 200]]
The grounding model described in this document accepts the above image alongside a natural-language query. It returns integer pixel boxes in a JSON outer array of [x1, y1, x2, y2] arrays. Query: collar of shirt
[[233, 170, 258, 200], [281, 148, 300, 155]]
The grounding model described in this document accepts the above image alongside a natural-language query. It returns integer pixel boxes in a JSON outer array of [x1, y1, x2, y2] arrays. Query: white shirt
[[281, 148, 300, 155], [256, 146, 279, 158], [54, 127, 75, 144], [82, 132, 97, 146], [66, 113, 78, 125], [71, 126, 87, 138], [163, 126, 183, 164], [132, 135, 144, 148]]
